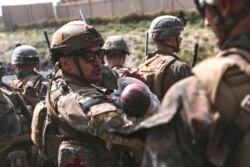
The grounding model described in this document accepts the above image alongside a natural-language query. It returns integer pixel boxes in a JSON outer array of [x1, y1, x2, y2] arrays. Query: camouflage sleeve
[[100, 66, 118, 89], [0, 91, 20, 152], [142, 76, 213, 167], [33, 76, 49, 99], [170, 60, 192, 81], [57, 85, 144, 149]]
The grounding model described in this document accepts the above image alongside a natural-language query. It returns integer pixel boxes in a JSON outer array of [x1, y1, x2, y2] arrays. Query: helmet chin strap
[[161, 36, 180, 53], [72, 56, 101, 85], [72, 56, 90, 86]]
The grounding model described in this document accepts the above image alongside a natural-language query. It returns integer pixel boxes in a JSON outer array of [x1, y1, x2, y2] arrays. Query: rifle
[[14, 92, 32, 122], [90, 84, 114, 95], [44, 30, 51, 50], [0, 86, 32, 122], [144, 31, 149, 57], [192, 43, 199, 67]]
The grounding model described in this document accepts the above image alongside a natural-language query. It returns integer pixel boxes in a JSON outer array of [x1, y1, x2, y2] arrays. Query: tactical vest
[[138, 54, 176, 100], [193, 48, 250, 167], [9, 74, 47, 111]]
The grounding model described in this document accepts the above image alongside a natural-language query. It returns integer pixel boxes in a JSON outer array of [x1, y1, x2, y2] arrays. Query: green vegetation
[[0, 11, 217, 68]]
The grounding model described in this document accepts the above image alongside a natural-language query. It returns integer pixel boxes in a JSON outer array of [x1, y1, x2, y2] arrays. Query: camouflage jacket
[[0, 82, 40, 167], [0, 89, 19, 153], [47, 70, 143, 167], [137, 52, 192, 100], [99, 65, 119, 90], [132, 30, 250, 167], [111, 65, 131, 78], [9, 70, 48, 110]]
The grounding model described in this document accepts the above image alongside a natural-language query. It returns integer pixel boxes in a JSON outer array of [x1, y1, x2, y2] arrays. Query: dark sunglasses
[[75, 49, 105, 62]]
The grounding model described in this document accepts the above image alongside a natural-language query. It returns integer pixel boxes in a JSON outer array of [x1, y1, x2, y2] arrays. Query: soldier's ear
[[59, 56, 73, 72]]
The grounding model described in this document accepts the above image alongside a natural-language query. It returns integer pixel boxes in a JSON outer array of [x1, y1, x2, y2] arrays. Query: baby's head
[[120, 83, 151, 118]]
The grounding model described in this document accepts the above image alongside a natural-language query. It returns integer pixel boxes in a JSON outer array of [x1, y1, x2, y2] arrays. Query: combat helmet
[[102, 36, 130, 55], [50, 21, 104, 63], [194, 0, 250, 47], [12, 44, 39, 65], [148, 15, 184, 41]]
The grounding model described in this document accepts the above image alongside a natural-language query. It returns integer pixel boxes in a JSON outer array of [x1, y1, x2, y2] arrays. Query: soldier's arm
[[139, 77, 212, 166], [171, 61, 193, 81]]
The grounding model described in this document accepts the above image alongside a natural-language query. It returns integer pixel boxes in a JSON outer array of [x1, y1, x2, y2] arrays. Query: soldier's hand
[[123, 69, 147, 82]]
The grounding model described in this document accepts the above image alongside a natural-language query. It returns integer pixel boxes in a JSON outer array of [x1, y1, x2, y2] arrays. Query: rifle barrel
[[192, 43, 199, 67]]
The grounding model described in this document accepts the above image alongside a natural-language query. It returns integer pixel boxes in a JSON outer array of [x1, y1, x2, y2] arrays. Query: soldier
[[9, 44, 48, 112], [103, 35, 131, 77], [39, 20, 146, 167], [126, 0, 250, 167], [0, 58, 20, 154], [0, 58, 39, 167], [0, 90, 20, 154], [138, 15, 192, 100]]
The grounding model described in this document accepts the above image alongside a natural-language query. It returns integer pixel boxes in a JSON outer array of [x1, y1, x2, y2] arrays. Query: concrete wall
[[56, 0, 196, 19], [2, 0, 195, 30], [2, 3, 55, 30]]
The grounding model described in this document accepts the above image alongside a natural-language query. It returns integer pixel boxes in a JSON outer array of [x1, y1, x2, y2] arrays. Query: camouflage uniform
[[0, 58, 41, 167], [1, 45, 49, 167], [46, 70, 142, 167], [0, 60, 20, 153], [0, 88, 20, 154], [138, 15, 192, 100], [138, 51, 191, 100], [111, 65, 131, 78], [0, 82, 39, 167], [100, 65, 119, 89], [9, 70, 48, 109], [32, 21, 143, 167], [9, 45, 48, 111], [129, 1, 250, 167], [103, 35, 131, 78]]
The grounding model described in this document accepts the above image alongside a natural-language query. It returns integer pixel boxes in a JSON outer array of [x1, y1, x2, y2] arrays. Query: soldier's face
[[106, 51, 126, 67], [78, 46, 104, 81], [162, 33, 182, 51], [60, 46, 103, 82]]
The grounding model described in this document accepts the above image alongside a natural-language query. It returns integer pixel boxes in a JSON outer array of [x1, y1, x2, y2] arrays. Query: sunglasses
[[75, 49, 105, 62]]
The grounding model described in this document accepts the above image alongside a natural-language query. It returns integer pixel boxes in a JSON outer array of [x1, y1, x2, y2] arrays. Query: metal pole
[[111, 0, 114, 18], [88, 0, 92, 17], [141, 0, 144, 15], [171, 0, 174, 11]]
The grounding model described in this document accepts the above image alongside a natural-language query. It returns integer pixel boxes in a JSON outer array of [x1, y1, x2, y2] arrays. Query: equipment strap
[[206, 49, 250, 167]]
